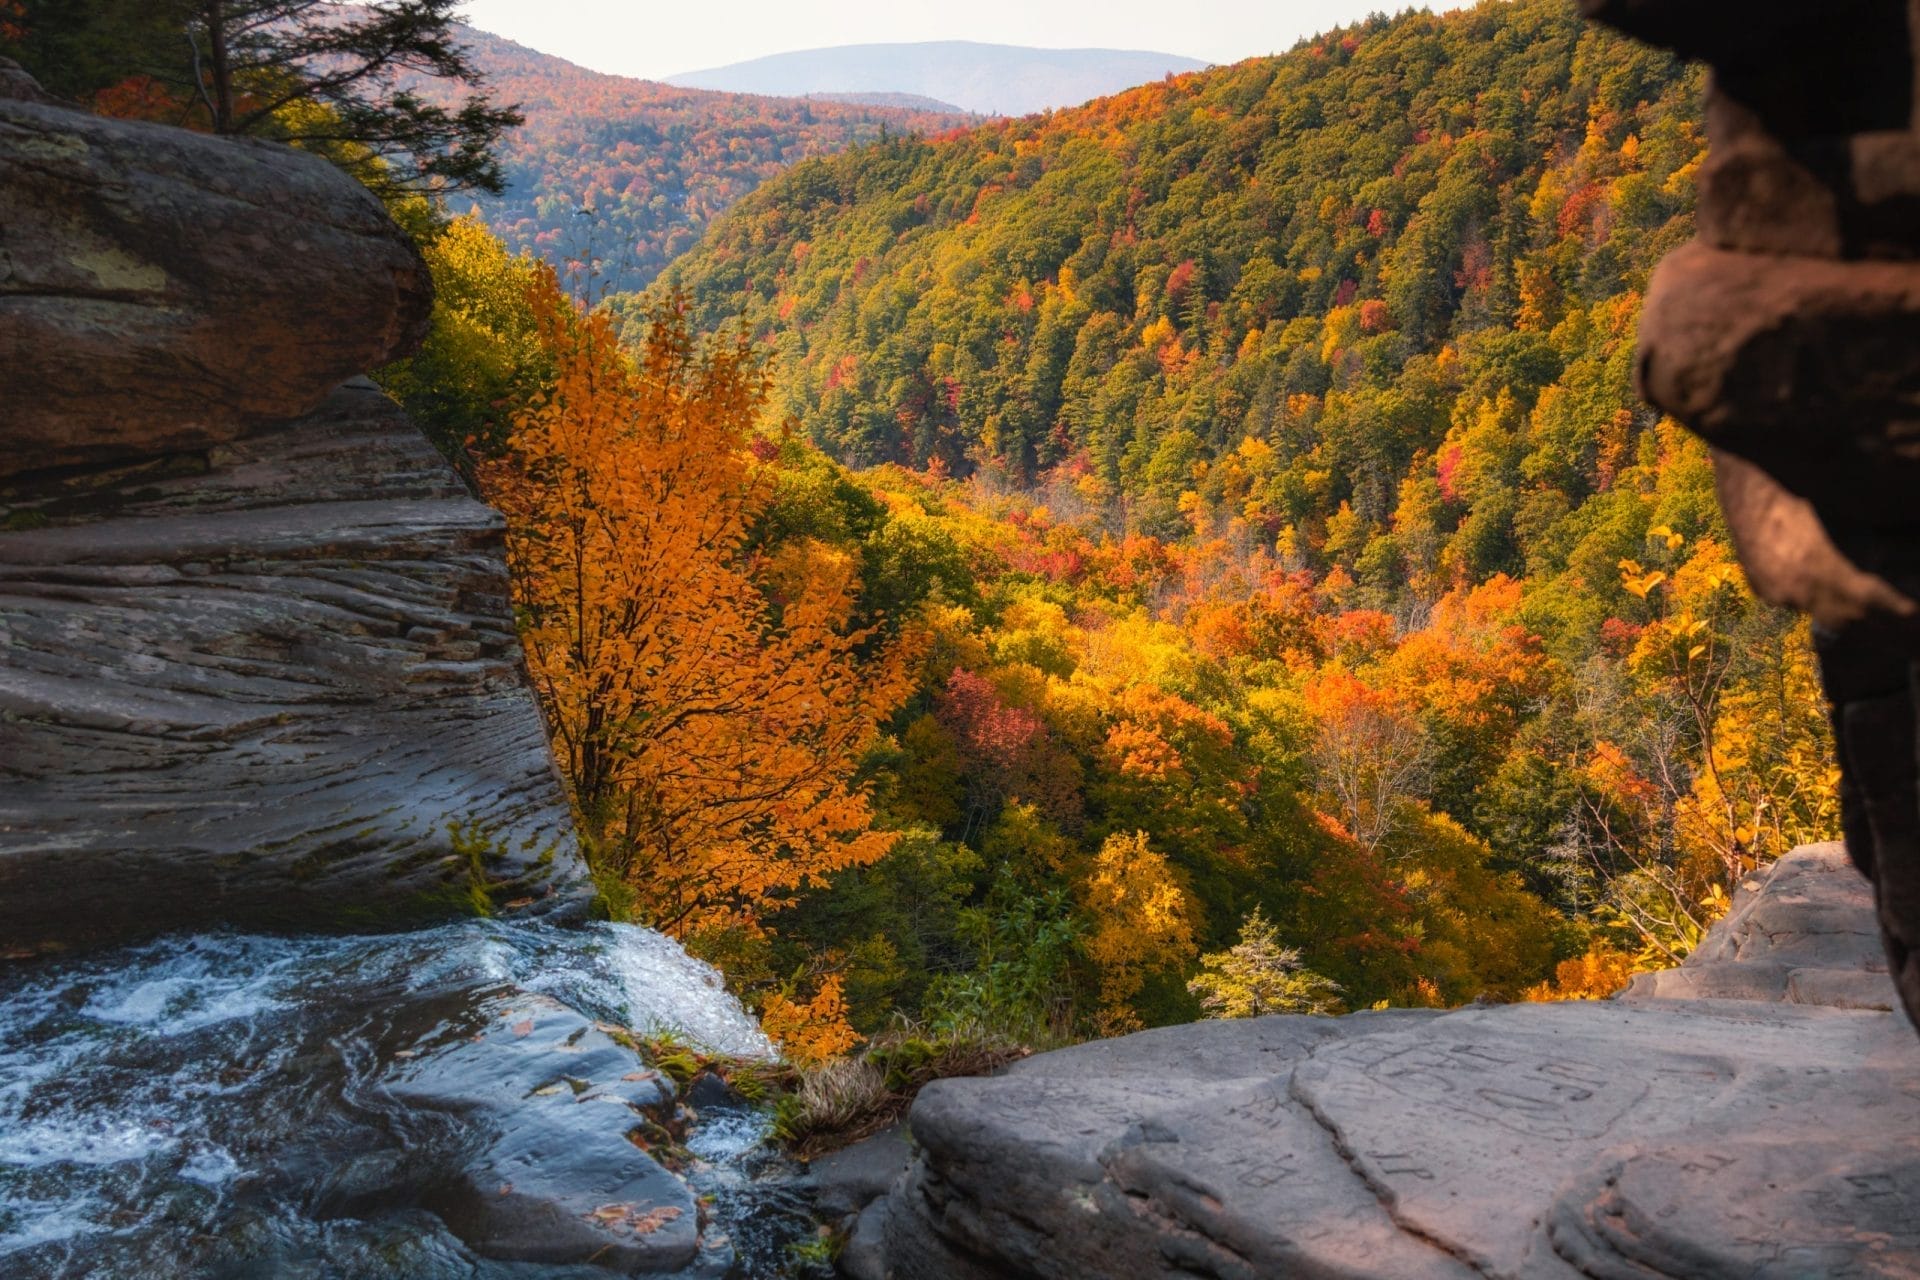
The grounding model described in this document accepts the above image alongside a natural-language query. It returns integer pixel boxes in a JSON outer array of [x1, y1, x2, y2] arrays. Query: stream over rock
[[0, 59, 814, 1280], [0, 921, 813, 1278]]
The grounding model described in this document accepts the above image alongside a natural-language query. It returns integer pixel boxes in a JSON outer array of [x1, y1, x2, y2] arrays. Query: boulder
[[0, 381, 591, 951], [1635, 240, 1920, 522], [385, 991, 700, 1272], [1574, 0, 1892, 67], [1622, 843, 1895, 1007], [872, 845, 1919, 1279], [0, 70, 431, 477], [0, 55, 51, 102], [804, 1124, 913, 1220], [1697, 132, 1920, 260], [1708, 449, 1917, 634]]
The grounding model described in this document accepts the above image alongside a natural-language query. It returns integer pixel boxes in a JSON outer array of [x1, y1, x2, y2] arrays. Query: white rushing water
[[0, 921, 796, 1279]]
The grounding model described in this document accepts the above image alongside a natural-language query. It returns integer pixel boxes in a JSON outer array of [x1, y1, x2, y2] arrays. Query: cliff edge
[[852, 844, 1917, 1279], [0, 63, 590, 951]]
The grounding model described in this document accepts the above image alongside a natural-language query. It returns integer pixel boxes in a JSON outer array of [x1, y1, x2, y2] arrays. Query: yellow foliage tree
[[1081, 830, 1197, 1034], [479, 266, 923, 935], [1187, 906, 1343, 1018], [1523, 944, 1638, 1002], [1579, 533, 1835, 963], [376, 213, 550, 461]]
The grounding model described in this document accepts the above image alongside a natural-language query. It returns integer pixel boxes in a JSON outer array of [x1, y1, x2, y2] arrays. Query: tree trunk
[[205, 0, 233, 133]]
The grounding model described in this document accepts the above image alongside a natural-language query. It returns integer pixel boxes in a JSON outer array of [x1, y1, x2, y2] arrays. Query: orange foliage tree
[[479, 266, 923, 936], [1302, 666, 1432, 854], [759, 974, 862, 1065]]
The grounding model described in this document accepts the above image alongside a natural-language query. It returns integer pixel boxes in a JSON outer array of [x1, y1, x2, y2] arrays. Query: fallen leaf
[[585, 1202, 685, 1235], [511, 1019, 534, 1037], [629, 1206, 684, 1235]]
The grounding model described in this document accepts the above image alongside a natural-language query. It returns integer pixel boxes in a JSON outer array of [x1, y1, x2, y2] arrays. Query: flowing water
[[0, 921, 818, 1278]]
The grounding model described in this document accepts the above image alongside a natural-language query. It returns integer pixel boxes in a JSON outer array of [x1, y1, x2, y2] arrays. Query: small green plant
[[446, 820, 517, 917], [585, 829, 643, 922], [633, 1029, 705, 1086], [786, 1227, 842, 1273], [921, 873, 1081, 1047]]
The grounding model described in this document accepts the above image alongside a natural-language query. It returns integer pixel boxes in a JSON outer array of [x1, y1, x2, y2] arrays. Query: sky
[[456, 0, 1414, 81]]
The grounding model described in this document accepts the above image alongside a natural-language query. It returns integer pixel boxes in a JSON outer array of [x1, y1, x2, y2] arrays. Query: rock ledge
[[0, 382, 590, 951], [866, 844, 1918, 1279]]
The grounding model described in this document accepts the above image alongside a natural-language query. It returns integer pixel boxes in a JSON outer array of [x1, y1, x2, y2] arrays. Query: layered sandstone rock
[[858, 845, 1918, 1279], [0, 58, 432, 477], [0, 382, 589, 949], [0, 69, 588, 949]]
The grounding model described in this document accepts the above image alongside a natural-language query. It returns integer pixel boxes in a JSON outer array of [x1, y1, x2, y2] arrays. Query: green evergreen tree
[[1187, 907, 1343, 1018]]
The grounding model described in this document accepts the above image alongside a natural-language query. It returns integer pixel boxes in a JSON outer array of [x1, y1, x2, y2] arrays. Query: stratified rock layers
[[0, 383, 588, 950], [0, 68, 432, 477], [875, 846, 1920, 1279]]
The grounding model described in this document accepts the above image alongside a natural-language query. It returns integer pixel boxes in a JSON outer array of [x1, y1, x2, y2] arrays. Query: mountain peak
[[665, 41, 1209, 117]]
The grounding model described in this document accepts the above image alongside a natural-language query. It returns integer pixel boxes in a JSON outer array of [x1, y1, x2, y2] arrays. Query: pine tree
[[1187, 907, 1343, 1018], [2, 0, 520, 194]]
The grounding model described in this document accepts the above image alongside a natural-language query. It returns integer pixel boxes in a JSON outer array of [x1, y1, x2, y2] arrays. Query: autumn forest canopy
[[613, 0, 1832, 1043], [8, 0, 1840, 1060]]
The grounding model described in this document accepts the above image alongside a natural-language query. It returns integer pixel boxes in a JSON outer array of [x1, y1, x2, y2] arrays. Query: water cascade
[[0, 922, 812, 1278]]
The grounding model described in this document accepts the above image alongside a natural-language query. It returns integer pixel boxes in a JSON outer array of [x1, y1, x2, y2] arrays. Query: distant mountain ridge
[[666, 41, 1209, 117], [804, 91, 975, 116], [411, 25, 963, 293]]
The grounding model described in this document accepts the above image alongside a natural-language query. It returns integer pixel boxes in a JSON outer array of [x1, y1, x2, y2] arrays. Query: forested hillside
[[610, 0, 1837, 1043], [659, 0, 1699, 490], [436, 26, 967, 292]]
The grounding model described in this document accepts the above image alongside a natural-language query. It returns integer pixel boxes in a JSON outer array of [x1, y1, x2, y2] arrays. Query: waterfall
[[0, 922, 809, 1278]]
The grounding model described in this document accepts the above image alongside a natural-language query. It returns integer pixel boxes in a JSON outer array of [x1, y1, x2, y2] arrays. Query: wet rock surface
[[0, 920, 808, 1278], [0, 381, 591, 951], [804, 1124, 913, 1222], [867, 845, 1920, 1279], [385, 992, 699, 1272], [0, 65, 431, 477]]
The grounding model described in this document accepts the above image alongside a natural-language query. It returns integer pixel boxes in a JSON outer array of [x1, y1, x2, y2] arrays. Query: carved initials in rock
[[1360, 1042, 1643, 1139], [1367, 1153, 1437, 1182]]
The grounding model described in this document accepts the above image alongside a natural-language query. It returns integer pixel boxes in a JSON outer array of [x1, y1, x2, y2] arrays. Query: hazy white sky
[[456, 1, 1413, 81]]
